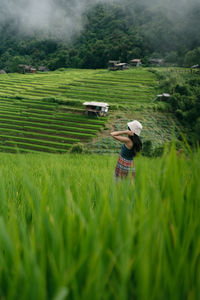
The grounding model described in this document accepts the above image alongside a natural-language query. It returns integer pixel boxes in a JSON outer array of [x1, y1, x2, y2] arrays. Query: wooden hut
[[83, 102, 109, 117], [108, 60, 120, 71], [38, 66, 49, 72], [130, 59, 142, 67], [108, 61, 129, 71], [191, 64, 200, 73], [149, 58, 164, 66], [153, 93, 171, 102], [191, 64, 199, 69], [115, 63, 129, 71], [18, 65, 36, 74], [30, 68, 36, 73]]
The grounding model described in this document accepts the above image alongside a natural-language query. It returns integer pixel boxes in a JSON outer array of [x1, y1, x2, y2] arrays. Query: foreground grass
[[0, 148, 200, 300]]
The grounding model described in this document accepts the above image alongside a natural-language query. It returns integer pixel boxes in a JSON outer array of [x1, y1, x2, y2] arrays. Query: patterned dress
[[115, 144, 136, 180]]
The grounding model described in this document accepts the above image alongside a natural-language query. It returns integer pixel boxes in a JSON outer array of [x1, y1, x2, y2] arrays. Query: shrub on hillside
[[174, 84, 191, 96], [175, 109, 185, 120], [153, 145, 165, 157], [142, 140, 153, 157], [70, 143, 84, 154], [159, 75, 178, 92], [156, 102, 171, 112], [56, 68, 67, 72]]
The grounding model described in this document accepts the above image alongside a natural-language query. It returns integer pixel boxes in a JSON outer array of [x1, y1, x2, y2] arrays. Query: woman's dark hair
[[128, 127, 142, 154]]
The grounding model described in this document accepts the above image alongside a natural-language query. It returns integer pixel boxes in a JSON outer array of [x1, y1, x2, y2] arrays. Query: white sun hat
[[127, 120, 143, 136]]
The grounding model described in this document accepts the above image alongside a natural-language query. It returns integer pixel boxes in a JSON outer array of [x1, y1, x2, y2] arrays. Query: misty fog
[[0, 0, 199, 41]]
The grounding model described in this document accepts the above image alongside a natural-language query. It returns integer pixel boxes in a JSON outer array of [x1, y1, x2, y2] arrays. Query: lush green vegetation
[[153, 68, 200, 144], [0, 68, 166, 153], [0, 69, 109, 153], [0, 1, 200, 72], [0, 146, 199, 299], [0, 68, 182, 154]]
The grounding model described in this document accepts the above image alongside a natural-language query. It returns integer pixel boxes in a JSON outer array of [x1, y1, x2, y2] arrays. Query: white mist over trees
[[0, 0, 199, 40], [0, 0, 118, 40], [0, 0, 199, 71]]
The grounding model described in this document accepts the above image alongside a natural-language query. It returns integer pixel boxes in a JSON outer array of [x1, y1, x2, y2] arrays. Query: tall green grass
[[0, 147, 199, 300]]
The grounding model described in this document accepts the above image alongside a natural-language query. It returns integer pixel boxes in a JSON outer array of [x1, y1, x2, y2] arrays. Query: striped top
[[120, 144, 135, 160]]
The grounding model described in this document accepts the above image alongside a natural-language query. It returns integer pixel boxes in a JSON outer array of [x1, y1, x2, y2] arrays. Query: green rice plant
[[0, 123, 96, 139], [0, 114, 103, 130], [0, 128, 80, 143], [0, 144, 46, 153], [0, 147, 199, 299], [2, 140, 68, 153], [0, 120, 99, 134], [0, 134, 72, 149]]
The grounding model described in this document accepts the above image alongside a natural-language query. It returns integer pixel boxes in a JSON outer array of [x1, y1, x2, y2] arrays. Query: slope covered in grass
[[0, 148, 199, 299], [0, 68, 180, 154]]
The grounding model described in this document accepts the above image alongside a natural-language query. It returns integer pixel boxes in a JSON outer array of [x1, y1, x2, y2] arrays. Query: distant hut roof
[[0, 69, 6, 74], [109, 60, 120, 64], [157, 93, 170, 98], [149, 58, 164, 64], [191, 64, 199, 69], [38, 66, 49, 71], [115, 63, 128, 67], [25, 65, 32, 70], [153, 93, 170, 102], [18, 64, 33, 69], [83, 102, 109, 108], [130, 59, 141, 63]]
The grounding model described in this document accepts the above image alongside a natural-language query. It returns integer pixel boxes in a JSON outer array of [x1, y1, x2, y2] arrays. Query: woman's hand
[[125, 130, 134, 136]]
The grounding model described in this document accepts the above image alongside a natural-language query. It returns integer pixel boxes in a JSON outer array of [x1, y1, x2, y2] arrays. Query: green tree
[[184, 47, 200, 66], [7, 56, 26, 73]]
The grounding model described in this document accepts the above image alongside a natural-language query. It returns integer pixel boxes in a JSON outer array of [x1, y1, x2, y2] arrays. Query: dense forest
[[0, 0, 200, 72]]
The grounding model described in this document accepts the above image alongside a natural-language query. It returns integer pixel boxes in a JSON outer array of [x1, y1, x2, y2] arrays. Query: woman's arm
[[110, 130, 133, 143], [110, 130, 133, 137]]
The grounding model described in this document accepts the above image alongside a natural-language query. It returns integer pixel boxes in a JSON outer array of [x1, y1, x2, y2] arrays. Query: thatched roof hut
[[130, 59, 142, 67]]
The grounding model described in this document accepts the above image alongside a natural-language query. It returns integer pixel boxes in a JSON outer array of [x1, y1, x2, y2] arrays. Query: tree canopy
[[0, 1, 200, 72]]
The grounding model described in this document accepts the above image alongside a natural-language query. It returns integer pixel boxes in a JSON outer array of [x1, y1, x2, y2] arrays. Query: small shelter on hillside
[[108, 60, 120, 71], [18, 65, 37, 74], [149, 58, 164, 66], [130, 59, 142, 67], [191, 64, 199, 69], [0, 70, 6, 74], [153, 93, 171, 102], [108, 60, 129, 71], [38, 66, 49, 72], [83, 102, 109, 117], [191, 64, 200, 73]]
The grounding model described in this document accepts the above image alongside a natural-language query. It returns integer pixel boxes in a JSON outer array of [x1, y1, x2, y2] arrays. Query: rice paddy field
[[1, 67, 199, 300], [0, 68, 178, 153], [0, 147, 200, 300]]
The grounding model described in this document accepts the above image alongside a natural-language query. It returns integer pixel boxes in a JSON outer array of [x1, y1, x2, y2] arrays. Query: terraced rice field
[[0, 68, 158, 153]]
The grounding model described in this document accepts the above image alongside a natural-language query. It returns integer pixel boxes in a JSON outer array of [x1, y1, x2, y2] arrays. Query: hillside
[[0, 68, 181, 154]]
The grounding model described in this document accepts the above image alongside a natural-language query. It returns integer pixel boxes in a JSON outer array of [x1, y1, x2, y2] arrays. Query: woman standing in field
[[111, 120, 142, 180]]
